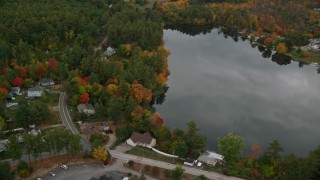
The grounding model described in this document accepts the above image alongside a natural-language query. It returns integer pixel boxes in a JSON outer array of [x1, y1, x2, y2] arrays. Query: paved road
[[40, 160, 156, 180], [59, 92, 91, 151], [109, 150, 242, 180], [59, 92, 79, 134]]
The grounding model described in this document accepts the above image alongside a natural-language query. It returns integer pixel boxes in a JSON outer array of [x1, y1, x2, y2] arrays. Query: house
[[10, 87, 21, 95], [28, 128, 41, 136], [39, 78, 55, 86], [184, 158, 195, 166], [0, 139, 8, 153], [27, 85, 44, 98], [77, 103, 95, 116], [197, 150, 225, 166], [104, 46, 115, 56], [126, 132, 156, 147]]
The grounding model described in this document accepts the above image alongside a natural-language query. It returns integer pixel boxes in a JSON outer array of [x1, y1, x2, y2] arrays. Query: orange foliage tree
[[276, 43, 288, 54], [0, 88, 8, 101]]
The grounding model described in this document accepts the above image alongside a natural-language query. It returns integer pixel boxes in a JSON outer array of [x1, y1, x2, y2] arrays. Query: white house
[[27, 86, 44, 98], [197, 150, 225, 166], [77, 103, 95, 116], [126, 132, 156, 148], [39, 78, 55, 86]]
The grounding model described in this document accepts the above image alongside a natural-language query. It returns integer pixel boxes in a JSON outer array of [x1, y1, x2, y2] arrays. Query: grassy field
[[126, 146, 182, 164]]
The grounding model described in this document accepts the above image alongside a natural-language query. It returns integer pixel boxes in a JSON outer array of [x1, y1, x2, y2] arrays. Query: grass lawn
[[126, 146, 182, 164], [46, 93, 60, 106]]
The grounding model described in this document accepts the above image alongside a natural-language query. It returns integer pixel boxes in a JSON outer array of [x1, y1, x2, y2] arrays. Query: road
[[59, 92, 91, 151], [59, 92, 79, 134], [58, 92, 241, 179], [109, 150, 242, 180]]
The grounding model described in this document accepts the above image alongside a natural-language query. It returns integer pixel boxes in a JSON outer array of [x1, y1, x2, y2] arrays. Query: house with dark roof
[[126, 132, 156, 148], [27, 85, 44, 98], [77, 103, 95, 116], [39, 78, 55, 86]]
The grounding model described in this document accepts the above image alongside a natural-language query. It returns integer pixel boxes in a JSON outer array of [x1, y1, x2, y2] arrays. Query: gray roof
[[28, 85, 44, 92], [0, 140, 9, 152], [10, 87, 20, 94], [77, 103, 94, 111], [197, 150, 224, 165], [40, 78, 54, 83]]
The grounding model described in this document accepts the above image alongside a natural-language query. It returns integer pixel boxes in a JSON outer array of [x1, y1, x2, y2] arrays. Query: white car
[[60, 164, 68, 169], [49, 172, 55, 176]]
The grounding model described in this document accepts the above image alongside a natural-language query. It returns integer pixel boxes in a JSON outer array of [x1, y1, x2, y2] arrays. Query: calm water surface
[[155, 29, 320, 156]]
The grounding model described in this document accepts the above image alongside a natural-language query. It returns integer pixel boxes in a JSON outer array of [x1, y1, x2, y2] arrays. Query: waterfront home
[[126, 132, 156, 148], [197, 150, 225, 166]]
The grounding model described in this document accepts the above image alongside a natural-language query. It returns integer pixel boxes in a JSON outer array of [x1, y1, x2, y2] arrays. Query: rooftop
[[130, 132, 154, 144]]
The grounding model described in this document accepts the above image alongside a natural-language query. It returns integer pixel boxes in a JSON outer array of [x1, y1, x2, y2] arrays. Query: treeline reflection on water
[[165, 25, 319, 72]]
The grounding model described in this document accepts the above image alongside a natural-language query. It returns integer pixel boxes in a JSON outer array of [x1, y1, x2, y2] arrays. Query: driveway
[[113, 143, 133, 153]]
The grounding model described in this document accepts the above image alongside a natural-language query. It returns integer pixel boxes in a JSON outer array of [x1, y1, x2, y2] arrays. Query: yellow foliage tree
[[276, 43, 288, 54], [106, 84, 118, 95], [92, 146, 108, 162]]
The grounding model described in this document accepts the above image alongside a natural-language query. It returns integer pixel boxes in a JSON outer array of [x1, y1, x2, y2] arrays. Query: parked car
[[60, 164, 68, 169], [107, 129, 113, 134], [49, 172, 55, 176]]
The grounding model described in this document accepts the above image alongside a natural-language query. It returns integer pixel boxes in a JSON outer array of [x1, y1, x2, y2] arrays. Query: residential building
[[126, 132, 156, 147], [27, 85, 44, 98], [77, 103, 95, 116], [10, 87, 21, 95], [39, 78, 55, 86], [197, 150, 225, 166]]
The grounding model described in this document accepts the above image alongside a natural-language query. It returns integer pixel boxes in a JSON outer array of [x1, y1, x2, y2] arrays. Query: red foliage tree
[[48, 58, 58, 72], [251, 143, 261, 159], [80, 92, 90, 104], [156, 117, 164, 126], [37, 64, 45, 78], [19, 66, 28, 78], [13, 76, 24, 87], [82, 76, 90, 83]]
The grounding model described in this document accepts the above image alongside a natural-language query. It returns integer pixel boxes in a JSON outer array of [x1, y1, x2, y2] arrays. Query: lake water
[[155, 29, 320, 156]]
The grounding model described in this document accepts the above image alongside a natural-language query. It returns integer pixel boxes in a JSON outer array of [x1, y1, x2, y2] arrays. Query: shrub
[[128, 160, 134, 167]]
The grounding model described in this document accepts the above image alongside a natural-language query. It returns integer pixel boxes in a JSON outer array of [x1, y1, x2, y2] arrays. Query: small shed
[[126, 132, 156, 148], [184, 158, 195, 166], [77, 103, 95, 116], [27, 85, 44, 98]]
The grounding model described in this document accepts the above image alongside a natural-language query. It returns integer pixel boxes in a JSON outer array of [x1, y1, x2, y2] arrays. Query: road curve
[[59, 92, 79, 134], [59, 92, 91, 151], [109, 150, 242, 180]]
